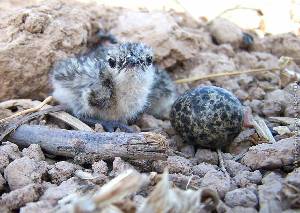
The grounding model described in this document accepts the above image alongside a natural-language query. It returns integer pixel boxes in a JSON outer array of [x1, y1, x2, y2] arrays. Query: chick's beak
[[126, 56, 137, 68], [118, 56, 143, 73]]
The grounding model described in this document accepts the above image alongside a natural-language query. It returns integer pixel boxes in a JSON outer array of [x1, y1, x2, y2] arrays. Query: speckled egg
[[170, 86, 244, 149]]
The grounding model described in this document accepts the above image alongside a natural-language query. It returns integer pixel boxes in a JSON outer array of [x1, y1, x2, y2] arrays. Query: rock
[[22, 144, 45, 161], [111, 11, 211, 69], [152, 160, 168, 173], [241, 137, 298, 170], [244, 99, 263, 115], [168, 135, 185, 151], [233, 170, 262, 188], [195, 149, 218, 165], [0, 154, 9, 174], [154, 157, 193, 176], [48, 161, 81, 184], [0, 173, 6, 191], [20, 200, 54, 213], [225, 188, 258, 208], [192, 163, 217, 177], [253, 33, 300, 61], [208, 18, 248, 49], [285, 167, 300, 188], [0, 108, 13, 120], [4, 157, 47, 190], [212, 43, 235, 57], [167, 156, 192, 175], [229, 129, 257, 155], [224, 160, 250, 177], [232, 206, 258, 213], [110, 157, 136, 177], [273, 126, 291, 135], [233, 51, 280, 75], [234, 89, 249, 101], [92, 160, 108, 175], [181, 53, 236, 89], [168, 173, 201, 189], [0, 184, 43, 210], [136, 114, 165, 130], [282, 173, 300, 208], [262, 89, 293, 117], [0, 141, 21, 161], [258, 172, 284, 213], [0, 0, 103, 100], [248, 87, 266, 100], [180, 145, 195, 158], [0, 142, 21, 174], [262, 99, 283, 117], [201, 170, 235, 198], [41, 177, 85, 201], [0, 0, 37, 12]]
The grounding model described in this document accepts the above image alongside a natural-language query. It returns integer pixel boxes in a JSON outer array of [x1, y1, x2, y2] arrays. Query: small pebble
[[225, 188, 258, 208], [48, 161, 81, 184], [195, 149, 218, 165], [22, 144, 45, 161]]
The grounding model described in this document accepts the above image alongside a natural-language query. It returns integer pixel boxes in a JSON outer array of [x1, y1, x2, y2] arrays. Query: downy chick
[[51, 42, 155, 131], [51, 42, 175, 132]]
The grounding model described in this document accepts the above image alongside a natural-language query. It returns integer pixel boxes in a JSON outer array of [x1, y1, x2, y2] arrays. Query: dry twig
[[0, 106, 64, 142], [217, 149, 230, 180], [0, 96, 53, 123], [0, 99, 93, 131], [252, 116, 276, 143], [8, 124, 168, 162], [175, 56, 292, 84]]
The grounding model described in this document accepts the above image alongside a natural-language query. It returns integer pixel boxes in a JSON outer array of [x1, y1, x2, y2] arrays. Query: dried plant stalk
[[175, 56, 292, 84], [252, 116, 276, 143], [0, 99, 93, 131], [138, 171, 220, 213], [0, 96, 53, 123], [8, 124, 168, 162]]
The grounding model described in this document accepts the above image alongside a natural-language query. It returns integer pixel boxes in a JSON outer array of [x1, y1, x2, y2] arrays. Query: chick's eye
[[108, 58, 116, 68], [146, 55, 152, 66]]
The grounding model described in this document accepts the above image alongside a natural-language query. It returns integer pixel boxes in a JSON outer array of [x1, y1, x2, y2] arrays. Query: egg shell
[[170, 86, 244, 149]]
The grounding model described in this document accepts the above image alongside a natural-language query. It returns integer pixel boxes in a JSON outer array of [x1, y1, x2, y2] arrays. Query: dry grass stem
[[252, 116, 276, 143], [0, 96, 53, 123], [175, 56, 292, 84], [0, 98, 93, 131], [217, 149, 230, 180]]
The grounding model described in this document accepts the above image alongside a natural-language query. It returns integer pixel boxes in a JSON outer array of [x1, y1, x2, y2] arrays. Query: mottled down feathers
[[51, 42, 176, 122]]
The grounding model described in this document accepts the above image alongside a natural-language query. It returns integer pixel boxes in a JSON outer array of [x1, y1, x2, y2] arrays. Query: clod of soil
[[241, 137, 298, 170], [0, 0, 103, 100], [22, 144, 45, 161], [4, 157, 47, 190], [225, 187, 258, 208], [48, 161, 81, 184], [0, 184, 43, 210]]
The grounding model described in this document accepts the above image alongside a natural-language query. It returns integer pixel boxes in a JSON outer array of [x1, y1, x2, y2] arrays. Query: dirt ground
[[0, 0, 299, 212]]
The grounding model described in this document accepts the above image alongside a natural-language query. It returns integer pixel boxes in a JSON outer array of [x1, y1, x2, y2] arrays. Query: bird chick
[[147, 66, 177, 119], [51, 42, 155, 131]]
